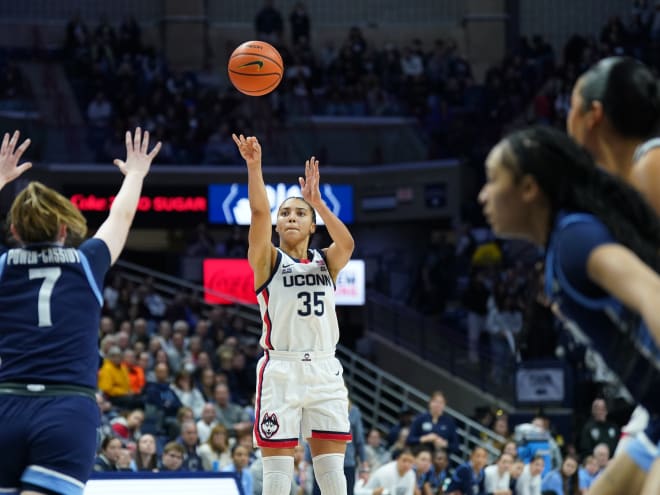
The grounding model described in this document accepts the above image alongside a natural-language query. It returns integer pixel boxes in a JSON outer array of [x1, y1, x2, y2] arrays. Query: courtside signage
[[204, 258, 365, 306], [70, 194, 207, 212], [64, 186, 208, 227], [208, 183, 354, 225]]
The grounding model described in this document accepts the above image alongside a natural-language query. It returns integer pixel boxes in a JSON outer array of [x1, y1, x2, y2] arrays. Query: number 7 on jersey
[[29, 267, 62, 327]]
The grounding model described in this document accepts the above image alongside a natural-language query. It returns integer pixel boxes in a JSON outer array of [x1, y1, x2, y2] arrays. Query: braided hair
[[499, 126, 660, 268]]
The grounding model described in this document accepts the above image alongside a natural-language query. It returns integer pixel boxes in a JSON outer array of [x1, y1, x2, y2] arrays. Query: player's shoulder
[[633, 137, 660, 164], [79, 238, 111, 263], [554, 211, 611, 241]]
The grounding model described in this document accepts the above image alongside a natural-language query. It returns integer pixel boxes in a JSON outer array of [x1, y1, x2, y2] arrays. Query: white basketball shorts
[[253, 349, 352, 448]]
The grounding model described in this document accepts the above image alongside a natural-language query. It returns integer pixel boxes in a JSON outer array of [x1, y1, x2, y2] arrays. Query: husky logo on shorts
[[260, 412, 279, 438]]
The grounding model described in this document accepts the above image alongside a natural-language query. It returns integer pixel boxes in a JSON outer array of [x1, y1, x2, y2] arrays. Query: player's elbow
[[339, 236, 355, 256]]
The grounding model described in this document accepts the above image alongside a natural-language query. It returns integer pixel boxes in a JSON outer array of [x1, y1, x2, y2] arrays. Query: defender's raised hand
[[113, 127, 161, 178], [0, 130, 31, 187], [299, 156, 322, 207], [232, 133, 261, 167]]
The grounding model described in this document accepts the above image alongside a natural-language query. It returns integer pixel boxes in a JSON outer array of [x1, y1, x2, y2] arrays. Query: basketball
[[228, 40, 284, 96]]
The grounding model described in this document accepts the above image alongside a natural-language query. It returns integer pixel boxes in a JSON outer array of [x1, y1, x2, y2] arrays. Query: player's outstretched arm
[[94, 128, 161, 265], [587, 243, 660, 347], [232, 133, 275, 287], [0, 130, 31, 190], [299, 156, 354, 279]]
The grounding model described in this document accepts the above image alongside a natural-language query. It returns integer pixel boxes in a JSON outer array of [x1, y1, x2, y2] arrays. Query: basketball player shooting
[[233, 133, 354, 495]]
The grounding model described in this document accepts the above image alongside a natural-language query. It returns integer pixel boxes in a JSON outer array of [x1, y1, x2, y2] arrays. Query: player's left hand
[[299, 156, 323, 207], [0, 130, 31, 187]]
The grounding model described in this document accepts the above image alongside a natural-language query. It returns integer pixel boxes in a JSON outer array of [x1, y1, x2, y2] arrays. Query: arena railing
[[114, 259, 506, 463], [365, 290, 517, 404]]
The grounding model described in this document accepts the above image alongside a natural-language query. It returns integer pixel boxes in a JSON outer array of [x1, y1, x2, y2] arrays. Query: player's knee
[[262, 456, 294, 495], [313, 453, 346, 495]]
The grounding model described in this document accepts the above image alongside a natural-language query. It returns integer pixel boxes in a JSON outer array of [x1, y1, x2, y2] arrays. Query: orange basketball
[[228, 41, 284, 96]]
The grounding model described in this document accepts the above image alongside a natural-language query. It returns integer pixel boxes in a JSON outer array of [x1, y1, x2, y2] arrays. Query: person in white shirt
[[515, 456, 544, 495], [355, 447, 416, 495], [484, 453, 513, 495], [196, 402, 219, 443]]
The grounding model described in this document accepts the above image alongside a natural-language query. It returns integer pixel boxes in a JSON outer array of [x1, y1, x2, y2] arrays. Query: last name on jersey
[[6, 247, 81, 265]]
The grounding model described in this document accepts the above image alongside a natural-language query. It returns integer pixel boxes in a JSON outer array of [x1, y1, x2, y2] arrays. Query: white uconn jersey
[[256, 248, 339, 352]]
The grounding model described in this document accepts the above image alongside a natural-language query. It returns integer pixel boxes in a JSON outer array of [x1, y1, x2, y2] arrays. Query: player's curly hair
[[8, 181, 87, 245], [499, 126, 660, 268]]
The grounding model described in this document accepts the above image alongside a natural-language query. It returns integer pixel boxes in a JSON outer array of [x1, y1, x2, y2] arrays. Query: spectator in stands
[[198, 367, 218, 402], [177, 420, 203, 471], [212, 382, 252, 437], [143, 362, 183, 436], [592, 443, 611, 476], [198, 423, 231, 471], [355, 446, 416, 495], [502, 440, 518, 459], [193, 319, 217, 356], [508, 459, 524, 493], [87, 88, 113, 124], [445, 446, 487, 495], [462, 268, 491, 363], [123, 348, 146, 394], [133, 433, 158, 472], [93, 436, 122, 472], [226, 351, 255, 406], [111, 408, 144, 444], [484, 452, 513, 495], [255, 0, 284, 44], [531, 415, 562, 471], [540, 454, 579, 495], [159, 441, 185, 471], [197, 402, 219, 443], [98, 345, 135, 408], [577, 455, 598, 492], [175, 406, 195, 439], [407, 391, 459, 456], [117, 14, 141, 56], [514, 455, 544, 495], [99, 315, 115, 337], [171, 369, 206, 419], [65, 11, 88, 57], [96, 392, 116, 440], [578, 398, 619, 458], [343, 401, 369, 495], [413, 447, 433, 495], [487, 414, 513, 453], [132, 317, 151, 347], [365, 429, 392, 472], [117, 448, 133, 471], [390, 427, 411, 460], [222, 445, 254, 495], [116, 330, 131, 352], [485, 289, 522, 384], [236, 430, 259, 467], [425, 448, 449, 494], [289, 2, 311, 46]]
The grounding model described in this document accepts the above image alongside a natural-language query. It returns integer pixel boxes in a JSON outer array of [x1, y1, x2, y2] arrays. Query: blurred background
[[0, 0, 656, 492]]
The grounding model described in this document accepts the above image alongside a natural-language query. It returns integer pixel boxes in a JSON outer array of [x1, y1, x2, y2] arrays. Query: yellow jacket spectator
[[98, 346, 131, 397]]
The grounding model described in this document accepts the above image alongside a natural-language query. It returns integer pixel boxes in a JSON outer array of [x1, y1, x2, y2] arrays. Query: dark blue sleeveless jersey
[[0, 238, 110, 389], [544, 211, 660, 413]]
